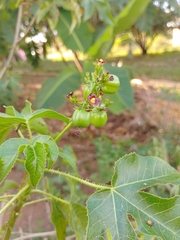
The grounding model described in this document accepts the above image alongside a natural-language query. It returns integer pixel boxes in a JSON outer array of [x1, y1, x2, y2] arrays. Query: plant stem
[[23, 197, 50, 207], [55, 121, 73, 142], [26, 122, 33, 144], [16, 158, 25, 164], [0, 195, 15, 201], [1, 184, 32, 240], [16, 128, 25, 139], [32, 189, 70, 205], [45, 169, 110, 190], [17, 11, 37, 43], [0, 186, 28, 215], [0, 4, 22, 80]]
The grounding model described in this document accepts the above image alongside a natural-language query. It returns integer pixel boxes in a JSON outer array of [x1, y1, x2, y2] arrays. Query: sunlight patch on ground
[[131, 79, 143, 86]]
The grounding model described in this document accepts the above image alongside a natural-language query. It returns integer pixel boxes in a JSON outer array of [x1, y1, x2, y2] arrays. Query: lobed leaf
[[86, 153, 180, 239]]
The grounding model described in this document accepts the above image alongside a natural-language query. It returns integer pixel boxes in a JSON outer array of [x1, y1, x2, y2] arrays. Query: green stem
[[45, 169, 110, 190], [32, 189, 70, 205], [55, 121, 73, 142], [0, 185, 28, 215], [1, 184, 32, 240], [16, 158, 25, 164], [26, 122, 33, 144], [23, 197, 49, 207], [0, 195, 15, 201], [17, 129, 25, 139]]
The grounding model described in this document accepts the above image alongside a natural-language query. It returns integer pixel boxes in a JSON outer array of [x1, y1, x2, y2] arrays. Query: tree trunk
[[142, 47, 147, 55]]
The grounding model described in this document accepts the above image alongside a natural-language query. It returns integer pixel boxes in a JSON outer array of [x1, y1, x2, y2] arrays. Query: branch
[[13, 231, 76, 240], [13, 231, 56, 240], [0, 5, 23, 80], [16, 12, 37, 44]]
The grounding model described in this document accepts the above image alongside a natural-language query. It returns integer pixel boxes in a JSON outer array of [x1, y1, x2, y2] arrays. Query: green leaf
[[0, 138, 29, 184], [93, 0, 114, 25], [1, 10, 17, 44], [0, 123, 12, 145], [21, 100, 33, 120], [33, 135, 59, 168], [135, 3, 155, 33], [59, 145, 77, 172], [82, 0, 114, 25], [81, 0, 95, 21], [34, 67, 81, 110], [107, 92, 126, 114], [88, 0, 150, 58], [5, 105, 23, 117], [56, 9, 93, 52], [69, 203, 88, 239], [86, 153, 180, 239], [24, 142, 46, 187], [0, 180, 19, 195], [30, 109, 70, 124], [88, 25, 113, 57], [0, 113, 25, 124], [47, 5, 60, 30], [36, 1, 52, 23], [0, 107, 25, 142], [113, 0, 151, 34], [51, 200, 67, 240], [29, 118, 49, 135]]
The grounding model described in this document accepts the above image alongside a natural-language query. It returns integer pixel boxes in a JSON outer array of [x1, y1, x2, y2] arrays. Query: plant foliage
[[0, 62, 180, 239]]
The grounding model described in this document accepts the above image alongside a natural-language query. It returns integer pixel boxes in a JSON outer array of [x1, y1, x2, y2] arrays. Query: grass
[[109, 50, 180, 82]]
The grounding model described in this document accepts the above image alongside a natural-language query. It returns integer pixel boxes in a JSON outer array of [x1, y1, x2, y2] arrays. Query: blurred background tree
[[0, 0, 151, 111], [130, 0, 180, 55]]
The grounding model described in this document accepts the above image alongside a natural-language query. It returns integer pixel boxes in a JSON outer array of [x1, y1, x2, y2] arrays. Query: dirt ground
[[1, 71, 180, 238]]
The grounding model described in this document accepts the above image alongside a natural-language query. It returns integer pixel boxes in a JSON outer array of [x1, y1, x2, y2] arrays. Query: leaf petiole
[[32, 189, 69, 205], [0, 184, 30, 215], [55, 121, 73, 142], [45, 169, 110, 190]]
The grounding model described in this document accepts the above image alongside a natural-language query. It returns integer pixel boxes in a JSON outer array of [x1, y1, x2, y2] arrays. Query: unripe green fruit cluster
[[72, 108, 107, 128]]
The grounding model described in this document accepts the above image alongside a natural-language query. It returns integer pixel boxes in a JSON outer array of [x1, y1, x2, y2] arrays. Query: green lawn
[[113, 51, 180, 82]]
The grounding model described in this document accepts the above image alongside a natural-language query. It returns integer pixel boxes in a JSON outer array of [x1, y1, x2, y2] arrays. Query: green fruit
[[101, 74, 120, 94], [72, 109, 91, 128], [90, 110, 107, 127]]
